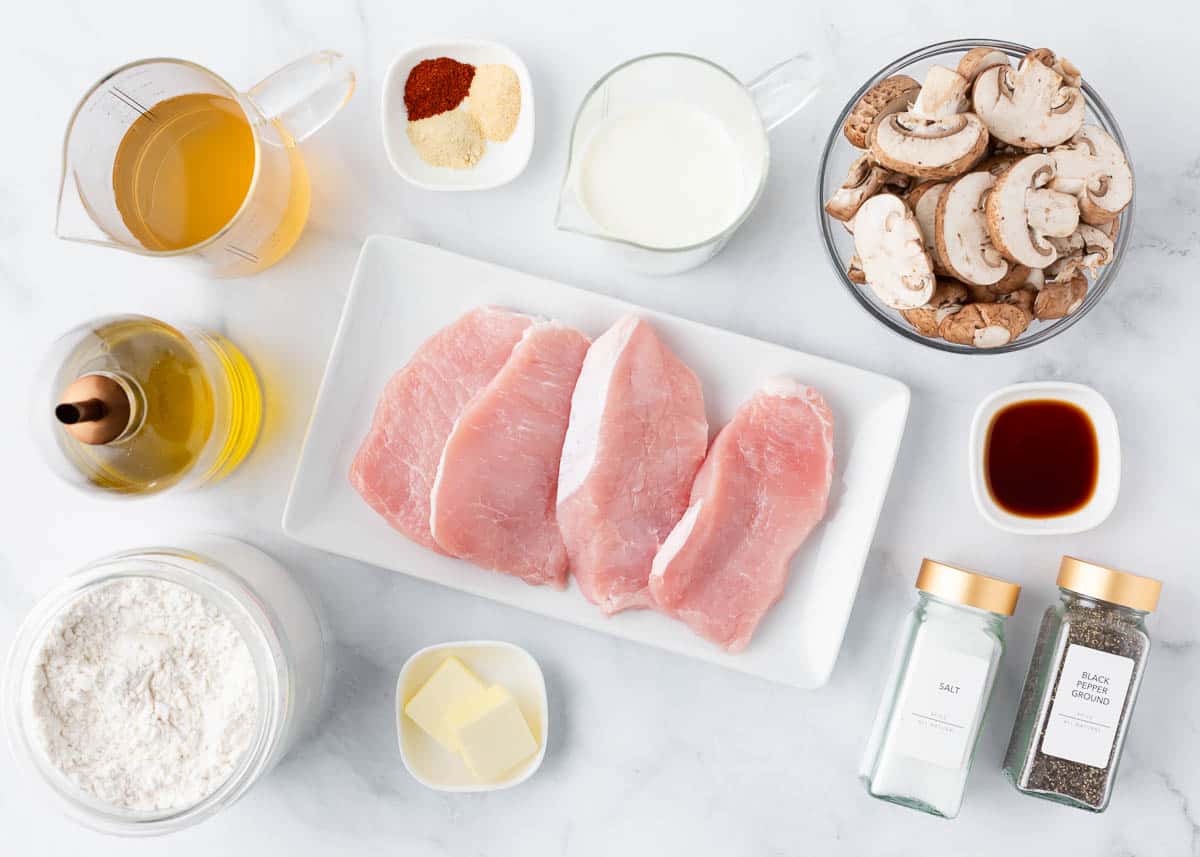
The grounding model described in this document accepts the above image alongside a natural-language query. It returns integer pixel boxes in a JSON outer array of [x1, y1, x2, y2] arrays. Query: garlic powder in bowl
[[29, 576, 259, 813]]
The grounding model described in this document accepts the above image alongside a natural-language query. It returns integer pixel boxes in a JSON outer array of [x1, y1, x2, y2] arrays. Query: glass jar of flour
[[861, 559, 1021, 818], [3, 536, 325, 836]]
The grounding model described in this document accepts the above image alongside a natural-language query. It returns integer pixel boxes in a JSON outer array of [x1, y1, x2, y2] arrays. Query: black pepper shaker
[[1002, 556, 1162, 812]]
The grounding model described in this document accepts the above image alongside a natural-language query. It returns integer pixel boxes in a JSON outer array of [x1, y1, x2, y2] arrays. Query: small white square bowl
[[395, 640, 548, 791], [381, 41, 535, 191], [968, 382, 1121, 535]]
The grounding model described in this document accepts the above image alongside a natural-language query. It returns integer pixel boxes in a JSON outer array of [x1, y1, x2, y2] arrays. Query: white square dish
[[381, 41, 534, 190], [968, 382, 1121, 535], [396, 641, 548, 792], [282, 236, 911, 688]]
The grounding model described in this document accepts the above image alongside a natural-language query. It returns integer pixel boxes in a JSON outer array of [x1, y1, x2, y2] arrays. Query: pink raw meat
[[649, 379, 836, 652], [430, 321, 591, 586], [349, 307, 533, 553], [557, 315, 708, 614]]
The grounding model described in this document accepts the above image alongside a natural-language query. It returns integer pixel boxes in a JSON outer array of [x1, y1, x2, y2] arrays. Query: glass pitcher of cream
[[556, 52, 822, 275], [56, 52, 354, 277]]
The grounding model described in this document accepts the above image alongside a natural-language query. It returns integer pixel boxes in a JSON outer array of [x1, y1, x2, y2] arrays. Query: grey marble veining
[[2, 0, 1199, 854]]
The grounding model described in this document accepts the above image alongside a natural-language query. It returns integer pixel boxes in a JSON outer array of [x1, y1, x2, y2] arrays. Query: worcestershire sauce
[[985, 400, 1098, 517]]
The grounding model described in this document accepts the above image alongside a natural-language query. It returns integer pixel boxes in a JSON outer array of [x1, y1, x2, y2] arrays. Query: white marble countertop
[[3, 0, 1199, 854]]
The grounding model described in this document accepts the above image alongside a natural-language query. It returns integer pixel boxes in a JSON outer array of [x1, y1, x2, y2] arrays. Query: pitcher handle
[[747, 53, 823, 133], [247, 51, 356, 143]]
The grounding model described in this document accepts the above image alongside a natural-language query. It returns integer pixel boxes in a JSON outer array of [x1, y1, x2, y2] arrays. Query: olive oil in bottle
[[44, 315, 261, 495]]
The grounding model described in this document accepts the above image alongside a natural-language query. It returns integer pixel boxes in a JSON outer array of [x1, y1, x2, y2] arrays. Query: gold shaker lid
[[1058, 556, 1161, 612], [916, 558, 1021, 616], [55, 373, 133, 445]]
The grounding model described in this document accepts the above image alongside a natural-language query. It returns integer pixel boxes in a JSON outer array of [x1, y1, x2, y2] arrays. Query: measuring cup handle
[[247, 51, 356, 143], [748, 53, 823, 133]]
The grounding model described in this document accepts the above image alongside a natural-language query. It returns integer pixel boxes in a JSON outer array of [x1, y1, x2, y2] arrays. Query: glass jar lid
[[1057, 556, 1161, 612], [915, 558, 1021, 616]]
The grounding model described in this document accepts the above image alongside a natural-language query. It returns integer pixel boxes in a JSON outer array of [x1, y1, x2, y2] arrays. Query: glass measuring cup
[[556, 52, 821, 275], [56, 52, 355, 277]]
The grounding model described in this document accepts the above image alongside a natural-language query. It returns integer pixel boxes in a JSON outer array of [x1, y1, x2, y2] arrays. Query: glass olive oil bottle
[[43, 315, 261, 495]]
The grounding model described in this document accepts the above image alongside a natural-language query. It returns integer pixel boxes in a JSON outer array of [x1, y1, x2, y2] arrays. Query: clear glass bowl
[[3, 536, 325, 836], [816, 39, 1133, 354]]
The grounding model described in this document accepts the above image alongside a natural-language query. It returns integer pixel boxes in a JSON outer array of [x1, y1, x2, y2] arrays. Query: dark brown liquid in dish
[[986, 400, 1098, 517]]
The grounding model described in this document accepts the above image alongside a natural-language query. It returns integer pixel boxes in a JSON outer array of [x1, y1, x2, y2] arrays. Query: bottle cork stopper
[[56, 374, 133, 445]]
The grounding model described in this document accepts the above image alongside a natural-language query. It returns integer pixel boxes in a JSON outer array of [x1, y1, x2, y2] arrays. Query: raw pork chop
[[557, 315, 708, 614], [649, 379, 835, 652], [430, 321, 590, 586], [349, 307, 533, 553]]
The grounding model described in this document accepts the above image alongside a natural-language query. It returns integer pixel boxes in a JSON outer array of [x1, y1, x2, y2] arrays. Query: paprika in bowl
[[382, 40, 534, 191]]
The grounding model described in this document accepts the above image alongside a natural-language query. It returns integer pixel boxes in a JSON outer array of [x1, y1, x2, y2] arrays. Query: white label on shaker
[[1040, 644, 1135, 768], [893, 645, 990, 769]]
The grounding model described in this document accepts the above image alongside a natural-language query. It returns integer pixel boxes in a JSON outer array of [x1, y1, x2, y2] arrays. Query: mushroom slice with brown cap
[[957, 48, 1010, 84], [843, 75, 922, 149], [853, 194, 936, 309], [1035, 273, 1088, 320], [901, 279, 969, 337], [935, 171, 1009, 286], [824, 154, 910, 221], [977, 153, 1020, 178], [986, 154, 1080, 268], [939, 303, 1029, 347], [992, 263, 1035, 294], [911, 66, 971, 118], [871, 112, 990, 180], [1025, 48, 1081, 88], [847, 255, 867, 284], [972, 50, 1084, 148], [1049, 125, 1133, 225], [1046, 223, 1114, 282], [906, 181, 950, 274]]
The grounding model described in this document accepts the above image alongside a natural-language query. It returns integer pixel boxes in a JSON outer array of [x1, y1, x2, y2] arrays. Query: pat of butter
[[447, 684, 539, 783], [404, 656, 486, 751]]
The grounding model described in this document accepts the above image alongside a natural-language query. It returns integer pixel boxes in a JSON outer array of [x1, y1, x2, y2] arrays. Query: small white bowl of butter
[[396, 640, 547, 791]]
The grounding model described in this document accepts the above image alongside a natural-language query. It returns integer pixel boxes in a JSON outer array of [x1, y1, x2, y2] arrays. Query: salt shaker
[[861, 559, 1021, 818], [1003, 556, 1161, 812]]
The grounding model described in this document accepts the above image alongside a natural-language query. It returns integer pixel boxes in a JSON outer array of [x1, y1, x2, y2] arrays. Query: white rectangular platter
[[283, 236, 910, 688]]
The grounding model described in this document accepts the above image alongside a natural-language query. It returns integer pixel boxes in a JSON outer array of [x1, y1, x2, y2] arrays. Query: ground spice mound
[[405, 58, 475, 121], [407, 111, 486, 169], [468, 64, 522, 142]]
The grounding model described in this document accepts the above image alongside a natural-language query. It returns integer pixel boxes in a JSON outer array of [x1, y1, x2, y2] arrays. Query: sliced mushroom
[[991, 263, 1036, 294], [986, 154, 1080, 268], [1049, 125, 1133, 224], [843, 75, 922, 149], [935, 171, 1009, 286], [1046, 223, 1115, 282], [997, 286, 1037, 320], [939, 303, 1030, 347], [871, 112, 989, 180], [910, 66, 970, 118], [1096, 215, 1121, 242], [1025, 48, 1081, 87], [824, 154, 910, 221], [1034, 273, 1088, 320], [977, 153, 1020, 177], [901, 279, 970, 337], [972, 49, 1084, 148], [957, 48, 1010, 83], [965, 281, 1035, 317], [906, 181, 949, 274], [853, 194, 936, 309], [847, 255, 867, 284]]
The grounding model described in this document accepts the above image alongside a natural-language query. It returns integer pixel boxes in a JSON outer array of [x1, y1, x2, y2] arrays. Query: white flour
[[29, 576, 259, 812]]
